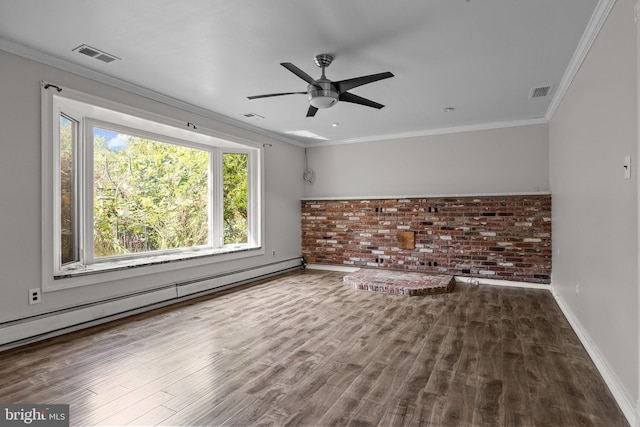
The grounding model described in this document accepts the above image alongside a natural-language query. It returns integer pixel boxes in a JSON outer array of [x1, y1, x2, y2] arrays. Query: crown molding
[[545, 0, 617, 121], [301, 191, 551, 201], [0, 37, 305, 148], [304, 117, 549, 148]]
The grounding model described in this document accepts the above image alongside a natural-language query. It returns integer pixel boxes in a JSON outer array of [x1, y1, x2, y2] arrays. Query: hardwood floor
[[0, 269, 629, 426]]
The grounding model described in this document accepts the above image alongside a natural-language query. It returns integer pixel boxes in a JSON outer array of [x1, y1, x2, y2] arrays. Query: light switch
[[624, 155, 631, 179]]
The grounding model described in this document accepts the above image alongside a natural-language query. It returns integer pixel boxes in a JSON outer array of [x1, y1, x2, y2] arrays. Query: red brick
[[301, 195, 552, 284]]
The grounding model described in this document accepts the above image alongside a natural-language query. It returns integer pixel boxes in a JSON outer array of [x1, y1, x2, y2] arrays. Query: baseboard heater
[[0, 257, 303, 351]]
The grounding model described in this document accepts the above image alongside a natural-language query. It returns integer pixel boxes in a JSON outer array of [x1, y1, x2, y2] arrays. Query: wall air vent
[[73, 44, 120, 64], [529, 85, 552, 99]]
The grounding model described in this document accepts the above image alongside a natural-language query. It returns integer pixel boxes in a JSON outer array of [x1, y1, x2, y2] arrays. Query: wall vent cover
[[73, 44, 120, 63], [530, 85, 552, 99]]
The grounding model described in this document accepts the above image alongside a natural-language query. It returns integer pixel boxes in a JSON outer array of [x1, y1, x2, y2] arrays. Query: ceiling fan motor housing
[[308, 79, 339, 109]]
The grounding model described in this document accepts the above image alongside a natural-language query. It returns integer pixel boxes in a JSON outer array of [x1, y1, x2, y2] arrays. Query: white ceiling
[[0, 0, 601, 146]]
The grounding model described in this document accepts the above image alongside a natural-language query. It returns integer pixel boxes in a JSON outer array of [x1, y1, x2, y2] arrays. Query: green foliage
[[223, 153, 248, 244], [93, 132, 209, 257], [59, 116, 75, 264]]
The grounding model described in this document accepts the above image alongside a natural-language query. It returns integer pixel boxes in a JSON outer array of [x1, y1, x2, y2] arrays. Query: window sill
[[46, 245, 263, 291]]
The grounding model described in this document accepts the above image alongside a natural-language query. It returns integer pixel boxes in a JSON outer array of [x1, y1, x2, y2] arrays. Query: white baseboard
[[306, 265, 551, 290], [0, 286, 178, 348], [454, 276, 550, 290], [551, 289, 636, 426], [0, 258, 302, 350], [305, 263, 360, 273]]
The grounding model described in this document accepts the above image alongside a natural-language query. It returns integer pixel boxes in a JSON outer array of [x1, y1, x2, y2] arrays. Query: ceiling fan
[[247, 54, 394, 117]]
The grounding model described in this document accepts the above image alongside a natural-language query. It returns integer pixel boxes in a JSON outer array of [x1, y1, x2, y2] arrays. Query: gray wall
[[0, 50, 304, 323], [303, 123, 549, 199], [550, 0, 638, 405]]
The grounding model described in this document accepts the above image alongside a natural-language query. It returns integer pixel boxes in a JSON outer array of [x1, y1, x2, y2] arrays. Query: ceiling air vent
[[73, 44, 120, 64], [242, 113, 265, 119], [530, 85, 552, 99]]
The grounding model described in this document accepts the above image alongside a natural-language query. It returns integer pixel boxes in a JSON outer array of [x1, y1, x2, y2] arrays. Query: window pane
[[93, 128, 209, 257], [223, 153, 248, 244], [60, 115, 77, 265]]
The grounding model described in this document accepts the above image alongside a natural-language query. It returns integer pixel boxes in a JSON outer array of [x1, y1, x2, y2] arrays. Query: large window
[[42, 83, 262, 289], [92, 125, 211, 258]]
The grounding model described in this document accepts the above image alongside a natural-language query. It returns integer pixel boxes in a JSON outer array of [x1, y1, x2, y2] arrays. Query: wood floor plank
[[0, 270, 629, 426], [126, 404, 176, 426], [471, 377, 504, 426], [502, 351, 529, 417], [376, 397, 419, 426], [96, 390, 174, 426], [161, 360, 272, 413], [437, 372, 478, 426]]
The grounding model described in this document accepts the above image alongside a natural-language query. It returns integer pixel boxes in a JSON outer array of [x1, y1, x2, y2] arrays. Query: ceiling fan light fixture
[[308, 88, 339, 109], [309, 94, 338, 109]]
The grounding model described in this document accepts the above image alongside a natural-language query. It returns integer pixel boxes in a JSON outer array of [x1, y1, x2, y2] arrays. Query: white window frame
[[41, 82, 264, 291]]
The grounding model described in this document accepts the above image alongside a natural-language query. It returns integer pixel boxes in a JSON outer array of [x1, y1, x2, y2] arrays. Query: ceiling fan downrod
[[314, 53, 334, 78], [309, 54, 338, 109]]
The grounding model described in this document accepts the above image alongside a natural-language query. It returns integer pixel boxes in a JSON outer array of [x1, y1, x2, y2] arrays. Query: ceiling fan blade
[[281, 63, 321, 88], [334, 72, 394, 94], [339, 92, 385, 109], [247, 91, 307, 100], [306, 105, 319, 117]]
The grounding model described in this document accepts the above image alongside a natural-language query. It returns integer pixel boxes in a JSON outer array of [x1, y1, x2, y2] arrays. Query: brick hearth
[[343, 269, 455, 296]]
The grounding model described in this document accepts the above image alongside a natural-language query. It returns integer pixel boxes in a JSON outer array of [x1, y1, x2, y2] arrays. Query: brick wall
[[301, 195, 551, 284]]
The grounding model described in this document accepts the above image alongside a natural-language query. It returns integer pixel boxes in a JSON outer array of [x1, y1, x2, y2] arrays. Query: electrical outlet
[[29, 288, 41, 305], [575, 283, 580, 296], [272, 250, 276, 257]]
